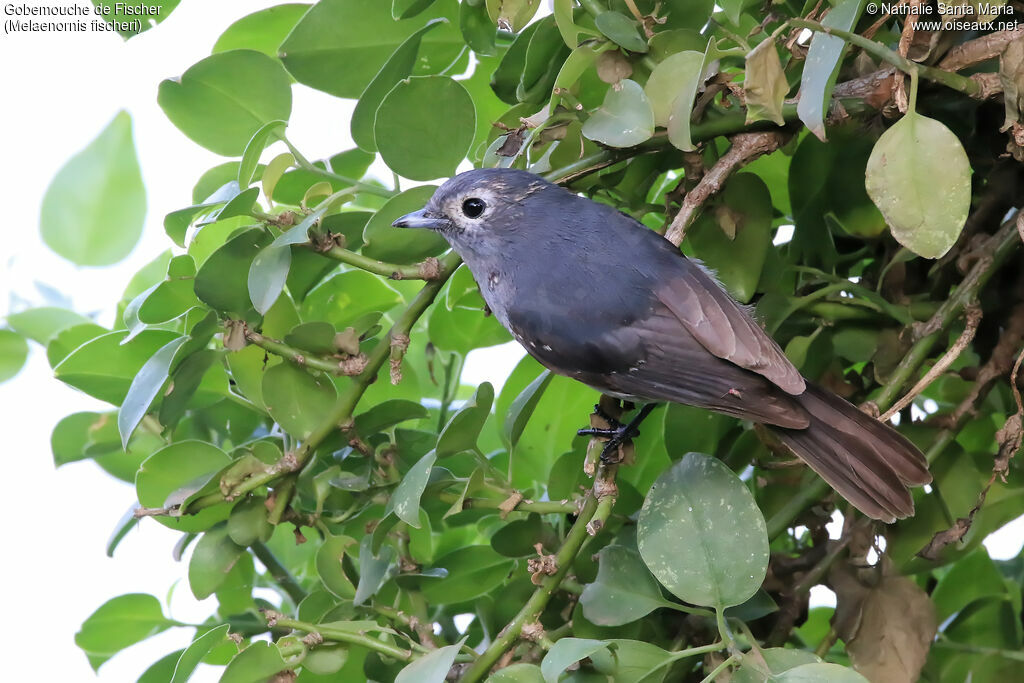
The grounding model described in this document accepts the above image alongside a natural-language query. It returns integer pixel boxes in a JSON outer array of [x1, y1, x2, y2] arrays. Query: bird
[[392, 168, 931, 522]]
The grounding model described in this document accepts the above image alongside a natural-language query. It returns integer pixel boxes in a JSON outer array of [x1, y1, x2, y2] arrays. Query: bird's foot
[[577, 404, 641, 464]]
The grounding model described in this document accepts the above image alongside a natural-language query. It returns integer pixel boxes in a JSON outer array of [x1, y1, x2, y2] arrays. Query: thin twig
[[665, 131, 790, 246], [879, 304, 982, 421]]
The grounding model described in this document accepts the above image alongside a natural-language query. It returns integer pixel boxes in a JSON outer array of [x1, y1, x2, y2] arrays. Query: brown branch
[[938, 25, 1024, 72], [664, 131, 790, 246], [879, 304, 982, 422]]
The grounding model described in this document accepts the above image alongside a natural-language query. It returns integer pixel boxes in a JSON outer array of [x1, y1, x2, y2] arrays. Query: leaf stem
[[698, 653, 740, 683]]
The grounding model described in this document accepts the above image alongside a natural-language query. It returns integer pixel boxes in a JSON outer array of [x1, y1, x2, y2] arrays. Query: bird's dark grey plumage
[[393, 168, 931, 522]]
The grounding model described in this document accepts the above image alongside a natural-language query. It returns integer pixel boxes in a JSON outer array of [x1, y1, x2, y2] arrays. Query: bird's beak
[[392, 209, 450, 231]]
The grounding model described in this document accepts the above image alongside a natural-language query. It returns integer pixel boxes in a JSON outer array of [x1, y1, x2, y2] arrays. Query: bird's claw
[[577, 419, 641, 464]]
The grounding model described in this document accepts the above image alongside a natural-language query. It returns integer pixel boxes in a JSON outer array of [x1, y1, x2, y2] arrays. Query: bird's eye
[[461, 197, 486, 218]]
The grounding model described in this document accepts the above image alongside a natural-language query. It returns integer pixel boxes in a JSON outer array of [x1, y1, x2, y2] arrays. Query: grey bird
[[393, 168, 931, 522]]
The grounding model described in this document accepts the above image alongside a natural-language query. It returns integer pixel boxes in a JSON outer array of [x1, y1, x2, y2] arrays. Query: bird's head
[[392, 168, 559, 256]]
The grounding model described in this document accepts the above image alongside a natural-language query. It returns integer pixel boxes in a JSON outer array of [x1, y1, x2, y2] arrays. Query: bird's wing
[[579, 309, 811, 429], [655, 260, 806, 395]]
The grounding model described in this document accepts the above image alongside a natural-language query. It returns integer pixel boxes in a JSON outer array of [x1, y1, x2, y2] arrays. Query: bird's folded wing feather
[[655, 262, 806, 395], [591, 310, 811, 430]]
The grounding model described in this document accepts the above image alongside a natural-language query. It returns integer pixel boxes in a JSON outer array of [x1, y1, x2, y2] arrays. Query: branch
[[318, 245, 446, 281], [271, 614, 416, 662], [437, 492, 581, 515], [243, 327, 369, 376], [252, 541, 308, 605], [879, 303, 982, 421], [938, 25, 1024, 72], [789, 18, 982, 97], [665, 131, 791, 246], [766, 213, 1022, 538], [184, 251, 464, 514], [458, 464, 620, 682]]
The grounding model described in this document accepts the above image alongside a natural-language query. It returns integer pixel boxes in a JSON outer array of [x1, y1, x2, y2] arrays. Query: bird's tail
[[768, 382, 931, 523]]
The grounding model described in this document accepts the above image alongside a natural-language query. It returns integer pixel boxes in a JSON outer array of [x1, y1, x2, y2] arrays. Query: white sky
[[0, 1, 1021, 681]]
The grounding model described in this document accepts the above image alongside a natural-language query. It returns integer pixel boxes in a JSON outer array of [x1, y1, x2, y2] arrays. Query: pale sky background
[[0, 1, 1021, 681]]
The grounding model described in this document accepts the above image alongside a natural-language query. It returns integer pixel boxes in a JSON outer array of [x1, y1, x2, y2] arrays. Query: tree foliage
[[4, 1, 1024, 681]]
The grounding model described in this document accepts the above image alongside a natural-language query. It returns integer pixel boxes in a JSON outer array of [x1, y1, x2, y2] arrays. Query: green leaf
[[158, 50, 292, 156], [589, 639, 674, 682], [744, 38, 789, 126], [375, 76, 476, 180], [138, 650, 184, 683], [864, 107, 971, 259], [580, 545, 668, 626], [396, 640, 464, 683], [421, 545, 514, 603], [518, 16, 572, 104], [5, 307, 92, 345], [489, 663, 546, 682], [776, 663, 869, 682], [503, 369, 553, 449], [189, 523, 246, 599], [436, 382, 494, 457], [0, 329, 28, 384], [53, 329, 180, 404], [595, 11, 647, 52], [227, 496, 273, 547], [170, 624, 230, 683], [485, 0, 539, 32], [541, 638, 609, 683], [931, 547, 1007, 623], [354, 535, 397, 605], [221, 641, 288, 683], [262, 361, 337, 440], [302, 270, 403, 331], [732, 648, 820, 683], [248, 244, 291, 315], [666, 42, 714, 152], [352, 19, 446, 153], [238, 120, 286, 188], [46, 322, 107, 369], [213, 4, 310, 56], [394, 0, 439, 19], [195, 227, 271, 317], [460, 0, 496, 55], [74, 594, 173, 671], [491, 22, 541, 104], [582, 79, 654, 148], [637, 453, 769, 608], [262, 152, 294, 202], [686, 173, 773, 303], [40, 111, 146, 266], [644, 50, 703, 127], [118, 337, 188, 448], [796, 0, 863, 141], [355, 399, 429, 435], [553, 0, 583, 48], [316, 534, 359, 599], [136, 440, 233, 533], [280, 0, 464, 98], [362, 185, 448, 263], [386, 451, 438, 527]]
